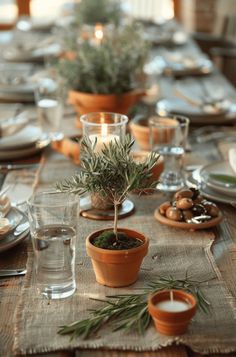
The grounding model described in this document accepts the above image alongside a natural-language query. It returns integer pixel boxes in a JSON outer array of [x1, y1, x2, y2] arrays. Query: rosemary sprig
[[210, 174, 236, 186], [58, 274, 211, 339]]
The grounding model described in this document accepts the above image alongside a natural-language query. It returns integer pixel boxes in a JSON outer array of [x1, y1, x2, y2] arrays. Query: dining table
[[0, 16, 236, 357]]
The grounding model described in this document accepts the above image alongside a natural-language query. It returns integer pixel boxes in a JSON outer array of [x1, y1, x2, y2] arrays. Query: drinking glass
[[27, 191, 79, 299], [149, 115, 189, 192], [34, 78, 64, 141], [80, 112, 128, 153]]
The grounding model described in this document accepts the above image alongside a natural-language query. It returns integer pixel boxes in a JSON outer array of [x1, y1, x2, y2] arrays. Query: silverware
[[0, 268, 27, 277], [14, 222, 30, 236], [0, 185, 10, 197], [0, 163, 39, 171]]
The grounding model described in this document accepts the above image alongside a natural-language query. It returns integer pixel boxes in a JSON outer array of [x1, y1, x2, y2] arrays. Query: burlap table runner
[[13, 153, 236, 355]]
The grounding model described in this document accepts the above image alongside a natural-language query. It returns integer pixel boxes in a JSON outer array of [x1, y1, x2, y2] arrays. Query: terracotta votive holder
[[148, 289, 197, 336]]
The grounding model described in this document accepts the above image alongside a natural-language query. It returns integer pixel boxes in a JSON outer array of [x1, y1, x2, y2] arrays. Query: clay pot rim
[[129, 116, 149, 132], [148, 289, 197, 318], [69, 89, 146, 98], [131, 150, 164, 163], [86, 227, 149, 255]]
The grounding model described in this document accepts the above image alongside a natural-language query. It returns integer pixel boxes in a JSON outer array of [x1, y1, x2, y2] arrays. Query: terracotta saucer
[[154, 209, 223, 230]]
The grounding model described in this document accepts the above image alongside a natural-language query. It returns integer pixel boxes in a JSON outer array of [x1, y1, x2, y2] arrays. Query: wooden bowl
[[154, 209, 223, 230]]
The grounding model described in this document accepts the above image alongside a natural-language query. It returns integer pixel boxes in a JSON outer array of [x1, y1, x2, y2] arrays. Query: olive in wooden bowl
[[155, 188, 223, 230]]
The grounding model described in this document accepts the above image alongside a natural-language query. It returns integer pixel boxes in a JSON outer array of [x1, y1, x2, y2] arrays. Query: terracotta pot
[[68, 90, 145, 127], [129, 115, 150, 150], [129, 115, 178, 151], [132, 151, 164, 181], [86, 228, 149, 287], [148, 289, 197, 336], [131, 151, 164, 194]]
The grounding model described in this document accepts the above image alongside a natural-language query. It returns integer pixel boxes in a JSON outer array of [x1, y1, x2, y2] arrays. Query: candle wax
[[155, 300, 191, 312], [89, 134, 119, 153]]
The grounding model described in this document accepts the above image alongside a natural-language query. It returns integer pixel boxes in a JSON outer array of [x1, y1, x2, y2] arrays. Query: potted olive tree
[[74, 0, 122, 26], [57, 135, 159, 287], [57, 25, 149, 124]]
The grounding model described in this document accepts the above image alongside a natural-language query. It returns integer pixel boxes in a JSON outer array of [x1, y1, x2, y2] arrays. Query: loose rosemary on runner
[[58, 273, 211, 339]]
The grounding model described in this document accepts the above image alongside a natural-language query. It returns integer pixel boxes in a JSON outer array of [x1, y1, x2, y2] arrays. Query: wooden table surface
[[0, 18, 236, 357]]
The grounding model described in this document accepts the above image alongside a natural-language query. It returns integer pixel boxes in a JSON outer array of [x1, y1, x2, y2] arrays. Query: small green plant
[[57, 24, 149, 94], [57, 135, 159, 243], [74, 0, 122, 26]]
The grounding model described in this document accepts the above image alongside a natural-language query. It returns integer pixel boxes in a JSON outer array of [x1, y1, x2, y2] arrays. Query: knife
[[0, 164, 39, 171], [0, 269, 27, 277]]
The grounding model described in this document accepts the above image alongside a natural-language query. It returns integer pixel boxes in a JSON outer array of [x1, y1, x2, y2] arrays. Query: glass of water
[[27, 191, 79, 299], [34, 77, 64, 141], [149, 115, 189, 192]]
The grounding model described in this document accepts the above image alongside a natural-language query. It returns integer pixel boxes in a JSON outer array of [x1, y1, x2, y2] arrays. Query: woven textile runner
[[13, 153, 236, 355]]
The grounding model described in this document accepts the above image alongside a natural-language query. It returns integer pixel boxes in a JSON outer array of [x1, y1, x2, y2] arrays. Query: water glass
[[34, 78, 64, 141], [149, 115, 189, 192], [27, 191, 79, 299]]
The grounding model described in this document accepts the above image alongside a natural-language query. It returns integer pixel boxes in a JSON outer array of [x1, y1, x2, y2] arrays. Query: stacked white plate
[[0, 63, 37, 102], [187, 161, 236, 205], [0, 125, 49, 160]]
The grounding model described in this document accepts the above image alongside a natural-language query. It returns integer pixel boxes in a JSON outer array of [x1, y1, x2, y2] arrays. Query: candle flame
[[101, 123, 108, 136], [94, 23, 104, 42]]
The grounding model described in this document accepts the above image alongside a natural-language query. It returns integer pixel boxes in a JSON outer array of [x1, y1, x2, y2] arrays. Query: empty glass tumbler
[[34, 77, 64, 141], [27, 191, 79, 299], [149, 115, 189, 192]]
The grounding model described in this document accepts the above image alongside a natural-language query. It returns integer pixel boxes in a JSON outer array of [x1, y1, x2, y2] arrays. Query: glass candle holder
[[80, 112, 128, 153]]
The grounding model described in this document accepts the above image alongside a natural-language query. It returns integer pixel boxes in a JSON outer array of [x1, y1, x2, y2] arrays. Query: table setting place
[[186, 147, 236, 206], [145, 48, 214, 77], [156, 74, 236, 124], [0, 184, 30, 253], [2, 29, 62, 63]]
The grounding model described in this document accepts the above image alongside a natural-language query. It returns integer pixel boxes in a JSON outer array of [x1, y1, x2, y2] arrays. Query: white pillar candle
[[89, 124, 119, 153], [155, 300, 191, 312]]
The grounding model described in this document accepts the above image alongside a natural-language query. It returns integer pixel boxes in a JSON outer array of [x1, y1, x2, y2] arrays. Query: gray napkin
[[0, 111, 29, 138]]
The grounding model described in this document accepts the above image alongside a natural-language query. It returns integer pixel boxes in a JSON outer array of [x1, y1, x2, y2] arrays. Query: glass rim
[[149, 114, 190, 127], [27, 190, 78, 208], [80, 112, 128, 127]]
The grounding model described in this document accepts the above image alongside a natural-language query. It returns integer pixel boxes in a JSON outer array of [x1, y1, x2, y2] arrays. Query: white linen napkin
[[0, 111, 29, 138], [229, 148, 236, 174]]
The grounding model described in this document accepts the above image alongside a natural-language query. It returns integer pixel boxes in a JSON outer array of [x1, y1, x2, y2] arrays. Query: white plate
[[0, 136, 50, 160], [0, 126, 42, 150], [200, 161, 236, 197], [186, 169, 236, 205], [156, 98, 236, 125], [0, 207, 29, 253]]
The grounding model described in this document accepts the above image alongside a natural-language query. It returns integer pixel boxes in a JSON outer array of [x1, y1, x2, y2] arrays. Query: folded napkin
[[229, 148, 236, 174], [0, 195, 11, 218], [0, 217, 11, 236], [0, 111, 30, 138]]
